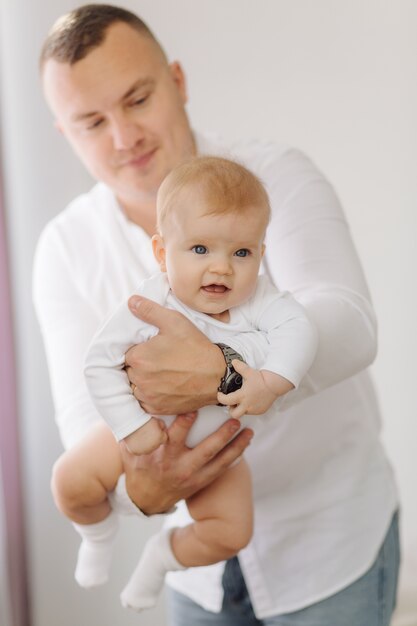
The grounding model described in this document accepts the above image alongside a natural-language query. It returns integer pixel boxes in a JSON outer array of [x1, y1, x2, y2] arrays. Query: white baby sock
[[120, 527, 185, 611], [73, 510, 119, 588], [108, 474, 146, 518]]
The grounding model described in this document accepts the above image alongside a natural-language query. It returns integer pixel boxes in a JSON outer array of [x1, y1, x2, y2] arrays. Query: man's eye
[[87, 119, 104, 130], [131, 94, 149, 107], [192, 245, 208, 255], [235, 248, 250, 257]]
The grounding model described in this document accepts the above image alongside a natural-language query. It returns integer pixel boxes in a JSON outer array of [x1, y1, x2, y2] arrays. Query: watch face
[[225, 371, 243, 393]]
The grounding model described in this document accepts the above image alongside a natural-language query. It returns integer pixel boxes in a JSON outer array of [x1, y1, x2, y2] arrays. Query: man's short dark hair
[[40, 4, 162, 69]]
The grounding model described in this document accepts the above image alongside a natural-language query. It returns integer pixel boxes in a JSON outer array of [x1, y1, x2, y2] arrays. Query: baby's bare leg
[[120, 459, 252, 611], [174, 458, 253, 565], [51, 422, 124, 588], [51, 421, 123, 524]]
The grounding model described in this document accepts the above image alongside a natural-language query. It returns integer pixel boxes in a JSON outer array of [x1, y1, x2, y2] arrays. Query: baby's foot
[[73, 511, 118, 588], [120, 528, 184, 611]]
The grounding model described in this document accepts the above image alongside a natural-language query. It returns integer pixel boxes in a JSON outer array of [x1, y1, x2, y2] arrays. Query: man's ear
[[169, 61, 187, 103], [152, 234, 167, 271]]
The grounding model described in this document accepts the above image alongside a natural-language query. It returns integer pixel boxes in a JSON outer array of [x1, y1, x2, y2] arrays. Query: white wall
[[0, 1, 416, 625]]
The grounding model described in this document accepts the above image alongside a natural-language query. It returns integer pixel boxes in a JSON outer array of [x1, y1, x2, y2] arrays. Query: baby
[[51, 156, 317, 611]]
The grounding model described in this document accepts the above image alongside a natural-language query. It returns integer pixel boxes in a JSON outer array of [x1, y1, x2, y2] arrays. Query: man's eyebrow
[[122, 77, 155, 101], [71, 78, 155, 122]]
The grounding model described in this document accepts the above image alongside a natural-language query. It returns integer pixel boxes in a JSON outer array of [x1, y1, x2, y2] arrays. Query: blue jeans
[[166, 511, 400, 626]]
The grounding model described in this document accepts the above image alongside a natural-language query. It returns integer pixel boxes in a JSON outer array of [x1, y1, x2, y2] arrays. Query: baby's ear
[[261, 243, 266, 257], [151, 234, 167, 271]]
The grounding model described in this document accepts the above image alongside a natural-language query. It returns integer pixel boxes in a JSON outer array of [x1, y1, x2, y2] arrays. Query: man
[[33, 4, 399, 625]]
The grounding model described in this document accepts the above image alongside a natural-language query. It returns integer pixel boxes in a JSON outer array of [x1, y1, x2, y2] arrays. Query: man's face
[[42, 23, 196, 211]]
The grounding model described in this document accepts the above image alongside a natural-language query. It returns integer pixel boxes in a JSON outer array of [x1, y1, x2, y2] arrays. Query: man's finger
[[127, 295, 186, 332], [195, 428, 254, 486], [186, 418, 243, 467], [166, 412, 198, 446]]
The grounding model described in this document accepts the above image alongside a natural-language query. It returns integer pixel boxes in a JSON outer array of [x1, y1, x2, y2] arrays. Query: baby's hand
[[124, 417, 168, 455], [217, 360, 294, 419]]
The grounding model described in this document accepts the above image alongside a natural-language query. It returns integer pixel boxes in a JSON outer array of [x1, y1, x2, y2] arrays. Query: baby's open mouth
[[202, 284, 230, 293]]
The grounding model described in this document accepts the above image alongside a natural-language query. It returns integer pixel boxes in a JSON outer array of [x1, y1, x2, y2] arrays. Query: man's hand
[[125, 295, 225, 415], [120, 412, 253, 515]]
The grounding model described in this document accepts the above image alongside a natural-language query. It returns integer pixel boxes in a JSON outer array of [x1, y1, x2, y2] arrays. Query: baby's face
[[153, 193, 266, 316]]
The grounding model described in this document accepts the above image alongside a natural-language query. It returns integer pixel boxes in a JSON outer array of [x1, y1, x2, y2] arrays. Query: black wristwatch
[[215, 343, 245, 395]]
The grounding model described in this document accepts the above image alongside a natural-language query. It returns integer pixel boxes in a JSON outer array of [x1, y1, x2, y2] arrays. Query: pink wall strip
[[0, 175, 30, 626]]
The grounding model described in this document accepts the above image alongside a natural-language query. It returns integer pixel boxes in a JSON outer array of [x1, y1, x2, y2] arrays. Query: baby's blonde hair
[[156, 156, 270, 234]]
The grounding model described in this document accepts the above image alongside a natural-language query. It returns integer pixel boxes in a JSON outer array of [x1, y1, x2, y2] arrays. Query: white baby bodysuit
[[84, 272, 318, 446]]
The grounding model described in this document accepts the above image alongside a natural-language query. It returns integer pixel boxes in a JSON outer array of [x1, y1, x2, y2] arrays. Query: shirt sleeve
[[83, 300, 153, 441], [32, 223, 104, 449], [261, 148, 377, 404]]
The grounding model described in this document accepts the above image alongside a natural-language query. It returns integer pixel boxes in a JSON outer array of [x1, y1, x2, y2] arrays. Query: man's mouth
[[121, 148, 157, 168], [202, 284, 230, 293]]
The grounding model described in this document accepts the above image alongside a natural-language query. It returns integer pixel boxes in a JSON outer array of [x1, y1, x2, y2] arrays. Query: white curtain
[[0, 461, 13, 626]]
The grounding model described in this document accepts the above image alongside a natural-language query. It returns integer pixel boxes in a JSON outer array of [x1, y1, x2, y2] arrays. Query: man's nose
[[111, 115, 143, 151]]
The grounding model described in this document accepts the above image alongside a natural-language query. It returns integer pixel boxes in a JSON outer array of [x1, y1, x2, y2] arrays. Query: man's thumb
[[128, 295, 177, 331], [128, 295, 164, 327]]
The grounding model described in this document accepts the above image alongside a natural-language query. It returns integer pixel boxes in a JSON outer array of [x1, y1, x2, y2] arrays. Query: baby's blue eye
[[192, 245, 208, 254], [235, 248, 250, 257]]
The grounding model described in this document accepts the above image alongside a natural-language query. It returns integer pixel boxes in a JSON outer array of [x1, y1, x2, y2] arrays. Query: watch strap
[[215, 343, 244, 393]]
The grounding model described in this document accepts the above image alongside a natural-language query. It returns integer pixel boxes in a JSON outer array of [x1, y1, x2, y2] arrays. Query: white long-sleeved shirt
[[84, 272, 318, 444], [32, 132, 398, 617]]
